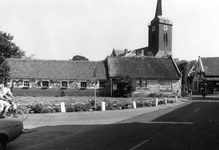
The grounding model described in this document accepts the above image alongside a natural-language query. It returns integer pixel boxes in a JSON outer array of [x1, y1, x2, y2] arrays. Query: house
[[192, 56, 219, 94], [5, 56, 181, 97], [107, 56, 181, 96], [6, 59, 110, 96]]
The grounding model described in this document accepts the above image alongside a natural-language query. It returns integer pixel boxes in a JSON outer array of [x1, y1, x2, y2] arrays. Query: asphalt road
[[7, 99, 219, 150]]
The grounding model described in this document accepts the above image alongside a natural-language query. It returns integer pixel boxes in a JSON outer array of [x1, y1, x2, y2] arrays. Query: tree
[[114, 75, 135, 97], [0, 31, 25, 59], [0, 31, 26, 84], [72, 55, 89, 61], [176, 60, 189, 96]]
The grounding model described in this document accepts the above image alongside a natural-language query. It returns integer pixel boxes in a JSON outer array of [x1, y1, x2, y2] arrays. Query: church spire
[[155, 0, 162, 18]]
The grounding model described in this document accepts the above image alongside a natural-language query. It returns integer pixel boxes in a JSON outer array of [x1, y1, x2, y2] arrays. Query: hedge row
[[24, 98, 175, 114]]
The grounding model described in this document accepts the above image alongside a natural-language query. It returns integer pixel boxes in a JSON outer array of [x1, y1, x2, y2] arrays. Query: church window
[[152, 34, 156, 42], [163, 32, 168, 46]]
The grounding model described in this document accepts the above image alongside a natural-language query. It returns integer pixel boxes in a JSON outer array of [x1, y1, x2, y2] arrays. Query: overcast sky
[[0, 0, 218, 61]]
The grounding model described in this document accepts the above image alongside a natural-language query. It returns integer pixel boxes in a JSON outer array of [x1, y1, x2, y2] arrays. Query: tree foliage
[[0, 31, 26, 84], [0, 31, 25, 59], [72, 55, 89, 61], [176, 60, 190, 96], [114, 75, 135, 97]]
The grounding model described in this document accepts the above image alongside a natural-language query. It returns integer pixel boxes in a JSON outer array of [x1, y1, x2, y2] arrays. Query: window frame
[[61, 81, 68, 88], [42, 80, 49, 88], [23, 80, 30, 88], [99, 81, 106, 88], [80, 81, 87, 88]]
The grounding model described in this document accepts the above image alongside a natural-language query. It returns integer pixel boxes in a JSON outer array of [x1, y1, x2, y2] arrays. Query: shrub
[[66, 104, 75, 112], [74, 103, 86, 112], [41, 106, 54, 113], [32, 103, 44, 113], [53, 107, 61, 112]]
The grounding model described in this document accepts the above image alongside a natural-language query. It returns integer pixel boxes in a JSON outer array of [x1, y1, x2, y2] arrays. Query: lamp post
[[93, 67, 97, 109]]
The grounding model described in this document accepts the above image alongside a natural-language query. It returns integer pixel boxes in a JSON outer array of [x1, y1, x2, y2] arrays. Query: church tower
[[148, 0, 173, 57]]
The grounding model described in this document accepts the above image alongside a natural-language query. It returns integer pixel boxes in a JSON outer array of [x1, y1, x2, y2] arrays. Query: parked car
[[0, 116, 24, 150]]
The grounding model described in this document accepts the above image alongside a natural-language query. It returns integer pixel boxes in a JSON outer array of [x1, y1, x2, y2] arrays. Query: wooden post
[[175, 96, 177, 103], [101, 101, 106, 111], [60, 102, 66, 113], [133, 101, 136, 109], [164, 97, 167, 105], [155, 98, 158, 106]]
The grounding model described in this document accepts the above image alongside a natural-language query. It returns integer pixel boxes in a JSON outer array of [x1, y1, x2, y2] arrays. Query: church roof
[[106, 57, 181, 79], [200, 57, 219, 76], [6, 59, 107, 80]]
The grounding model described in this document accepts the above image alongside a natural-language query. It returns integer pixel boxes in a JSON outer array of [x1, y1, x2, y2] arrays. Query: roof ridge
[[6, 58, 103, 63]]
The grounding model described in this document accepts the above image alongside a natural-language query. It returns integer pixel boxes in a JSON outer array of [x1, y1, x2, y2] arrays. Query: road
[[7, 98, 219, 149]]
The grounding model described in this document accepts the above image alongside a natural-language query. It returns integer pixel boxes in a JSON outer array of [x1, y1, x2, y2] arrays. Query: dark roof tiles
[[201, 57, 219, 76]]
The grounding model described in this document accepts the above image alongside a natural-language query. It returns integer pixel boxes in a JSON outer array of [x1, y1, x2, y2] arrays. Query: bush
[[53, 107, 61, 112], [31, 103, 44, 113], [41, 106, 54, 113], [66, 104, 75, 112]]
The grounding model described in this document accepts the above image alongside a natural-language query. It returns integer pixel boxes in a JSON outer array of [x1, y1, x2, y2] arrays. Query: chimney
[[124, 49, 128, 55], [141, 49, 144, 56]]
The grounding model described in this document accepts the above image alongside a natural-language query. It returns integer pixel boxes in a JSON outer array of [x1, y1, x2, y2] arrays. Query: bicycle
[[5, 98, 29, 122]]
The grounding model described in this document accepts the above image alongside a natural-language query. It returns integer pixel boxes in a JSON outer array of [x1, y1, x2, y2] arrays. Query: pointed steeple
[[155, 0, 162, 18]]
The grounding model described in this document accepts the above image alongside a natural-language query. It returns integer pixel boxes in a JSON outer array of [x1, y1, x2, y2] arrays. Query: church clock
[[163, 25, 168, 31]]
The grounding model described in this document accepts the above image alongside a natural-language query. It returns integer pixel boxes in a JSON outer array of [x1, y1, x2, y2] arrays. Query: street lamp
[[93, 67, 97, 109]]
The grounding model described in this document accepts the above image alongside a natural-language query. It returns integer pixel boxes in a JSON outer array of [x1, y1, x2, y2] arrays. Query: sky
[[0, 0, 219, 61]]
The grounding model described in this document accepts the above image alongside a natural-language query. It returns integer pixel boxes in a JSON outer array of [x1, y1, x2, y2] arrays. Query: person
[[0, 83, 16, 117], [188, 88, 192, 97], [200, 86, 206, 98]]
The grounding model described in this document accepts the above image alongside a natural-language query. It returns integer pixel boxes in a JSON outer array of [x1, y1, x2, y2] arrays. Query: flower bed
[[17, 96, 176, 114]]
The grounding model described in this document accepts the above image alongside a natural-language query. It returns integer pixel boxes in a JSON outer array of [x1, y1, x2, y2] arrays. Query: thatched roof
[[106, 56, 180, 80], [6, 57, 181, 81], [6, 59, 107, 80]]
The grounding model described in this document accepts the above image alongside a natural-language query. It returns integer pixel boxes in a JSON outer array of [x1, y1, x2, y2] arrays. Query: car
[[0, 115, 24, 150]]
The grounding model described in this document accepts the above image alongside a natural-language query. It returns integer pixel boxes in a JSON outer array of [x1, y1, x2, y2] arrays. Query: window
[[135, 80, 140, 86], [152, 34, 156, 42], [163, 32, 168, 47], [80, 82, 87, 88], [194, 81, 197, 90], [23, 81, 30, 87], [62, 81, 68, 88], [42, 81, 49, 88], [99, 81, 105, 88]]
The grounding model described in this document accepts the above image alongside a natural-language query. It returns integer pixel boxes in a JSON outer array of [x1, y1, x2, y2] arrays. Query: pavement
[[23, 99, 189, 129]]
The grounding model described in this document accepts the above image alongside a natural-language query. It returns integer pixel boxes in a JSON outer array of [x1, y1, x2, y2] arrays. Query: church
[[111, 0, 173, 58], [4, 0, 182, 97]]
